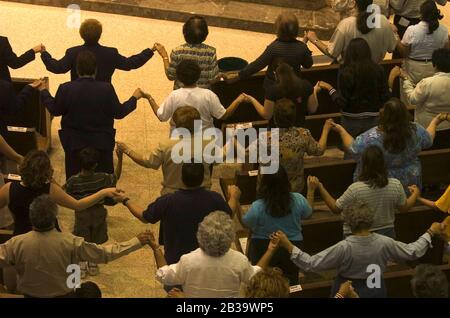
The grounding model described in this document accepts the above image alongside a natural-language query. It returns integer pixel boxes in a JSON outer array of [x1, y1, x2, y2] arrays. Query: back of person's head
[[19, 150, 53, 189], [342, 200, 374, 233], [275, 12, 299, 41], [29, 195, 58, 231], [78, 147, 100, 171], [245, 268, 290, 298], [275, 63, 303, 97], [432, 48, 450, 73], [359, 145, 388, 188], [76, 281, 102, 298], [355, 0, 374, 34], [420, 0, 443, 34], [258, 165, 292, 218], [181, 161, 204, 188], [173, 106, 201, 134], [79, 19, 102, 45], [379, 98, 413, 153], [273, 98, 296, 128], [176, 60, 201, 86], [183, 16, 209, 44], [197, 211, 234, 257], [343, 38, 373, 66], [411, 264, 449, 298], [76, 50, 97, 77]]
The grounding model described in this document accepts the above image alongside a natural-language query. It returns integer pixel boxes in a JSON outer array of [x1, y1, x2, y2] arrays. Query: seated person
[[243, 268, 290, 298], [411, 264, 449, 298]]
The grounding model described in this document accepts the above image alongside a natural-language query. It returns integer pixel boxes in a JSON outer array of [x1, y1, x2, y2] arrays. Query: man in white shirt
[[146, 60, 246, 132], [0, 195, 152, 298]]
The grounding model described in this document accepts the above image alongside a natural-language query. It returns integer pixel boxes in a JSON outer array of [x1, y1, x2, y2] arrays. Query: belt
[[408, 57, 432, 63]]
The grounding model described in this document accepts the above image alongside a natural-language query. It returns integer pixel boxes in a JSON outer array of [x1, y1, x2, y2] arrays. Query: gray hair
[[411, 264, 449, 298], [29, 195, 58, 231], [342, 200, 374, 233], [197, 211, 235, 257]]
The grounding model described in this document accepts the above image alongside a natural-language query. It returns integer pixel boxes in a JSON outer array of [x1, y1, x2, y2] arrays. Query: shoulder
[[337, 16, 356, 29], [250, 198, 265, 209], [387, 178, 402, 186]]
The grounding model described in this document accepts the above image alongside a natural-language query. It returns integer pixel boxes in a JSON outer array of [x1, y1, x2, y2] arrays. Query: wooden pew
[[4, 78, 52, 156], [291, 263, 450, 298]]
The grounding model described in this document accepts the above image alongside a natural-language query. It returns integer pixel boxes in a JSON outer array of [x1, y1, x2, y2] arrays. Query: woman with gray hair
[[273, 200, 446, 298], [149, 211, 279, 298]]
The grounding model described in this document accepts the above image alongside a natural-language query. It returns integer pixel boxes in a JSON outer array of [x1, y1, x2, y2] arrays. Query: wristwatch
[[122, 197, 130, 206]]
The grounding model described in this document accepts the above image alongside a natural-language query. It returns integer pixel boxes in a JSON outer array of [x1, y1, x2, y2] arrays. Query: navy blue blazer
[[39, 77, 137, 151], [41, 43, 154, 82], [0, 36, 35, 82]]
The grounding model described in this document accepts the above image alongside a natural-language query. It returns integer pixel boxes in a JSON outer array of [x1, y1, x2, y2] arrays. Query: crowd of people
[[0, 0, 449, 298]]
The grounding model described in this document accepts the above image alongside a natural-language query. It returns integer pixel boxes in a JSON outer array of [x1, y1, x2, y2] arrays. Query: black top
[[0, 36, 35, 82], [142, 188, 232, 264], [8, 181, 51, 236], [40, 43, 154, 82], [266, 80, 314, 127], [238, 39, 313, 83]]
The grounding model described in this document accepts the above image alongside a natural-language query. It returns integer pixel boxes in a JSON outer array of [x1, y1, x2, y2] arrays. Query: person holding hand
[[29, 50, 146, 179]]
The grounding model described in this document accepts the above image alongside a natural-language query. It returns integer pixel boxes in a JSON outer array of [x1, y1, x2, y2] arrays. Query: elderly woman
[[274, 200, 445, 298], [410, 264, 449, 298], [149, 211, 278, 298], [154, 16, 220, 90], [244, 268, 290, 298]]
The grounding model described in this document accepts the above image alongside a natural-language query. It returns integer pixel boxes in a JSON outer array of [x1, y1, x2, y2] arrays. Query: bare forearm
[[400, 193, 419, 213], [307, 189, 315, 211], [153, 247, 168, 269], [222, 98, 242, 120], [124, 201, 147, 222], [318, 128, 331, 151], [256, 248, 276, 269], [126, 149, 153, 168], [147, 97, 161, 120], [339, 130, 354, 151], [115, 155, 123, 180], [251, 99, 269, 119], [426, 121, 438, 141], [318, 185, 340, 213], [418, 197, 439, 211], [312, 40, 332, 58]]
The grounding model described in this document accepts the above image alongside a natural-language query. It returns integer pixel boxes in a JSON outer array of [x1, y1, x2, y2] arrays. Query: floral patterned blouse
[[348, 123, 433, 192]]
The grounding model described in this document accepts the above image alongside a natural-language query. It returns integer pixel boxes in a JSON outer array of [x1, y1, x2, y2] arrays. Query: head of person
[[172, 106, 201, 134], [75, 281, 102, 298], [79, 19, 102, 45], [343, 38, 373, 66], [411, 264, 449, 298], [181, 161, 204, 188], [379, 98, 414, 154], [432, 48, 450, 73], [273, 98, 296, 128], [244, 268, 290, 298], [355, 0, 375, 34], [76, 50, 97, 78], [78, 147, 100, 172], [197, 211, 234, 257], [420, 0, 443, 34], [358, 145, 388, 188], [19, 150, 53, 190], [176, 60, 201, 87], [342, 200, 374, 234], [183, 15, 209, 44], [275, 12, 299, 42], [258, 165, 292, 218], [274, 62, 303, 96], [29, 195, 58, 232]]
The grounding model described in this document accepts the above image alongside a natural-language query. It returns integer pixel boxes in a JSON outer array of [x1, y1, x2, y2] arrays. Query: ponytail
[[420, 0, 443, 35]]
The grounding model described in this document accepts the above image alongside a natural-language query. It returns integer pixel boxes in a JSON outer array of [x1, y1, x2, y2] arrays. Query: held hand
[[306, 31, 318, 42], [116, 141, 130, 155], [32, 44, 45, 53], [272, 231, 290, 249], [429, 222, 443, 237], [102, 187, 125, 198], [167, 288, 185, 298], [228, 185, 241, 200], [302, 31, 309, 44], [324, 118, 335, 132], [133, 88, 144, 99], [408, 185, 420, 197], [137, 230, 156, 247], [115, 146, 123, 158], [29, 79, 46, 91], [111, 192, 128, 203], [307, 176, 321, 191], [267, 235, 280, 251], [318, 81, 333, 91]]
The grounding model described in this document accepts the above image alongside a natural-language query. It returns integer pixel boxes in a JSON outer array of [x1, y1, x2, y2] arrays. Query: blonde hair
[[244, 268, 290, 298]]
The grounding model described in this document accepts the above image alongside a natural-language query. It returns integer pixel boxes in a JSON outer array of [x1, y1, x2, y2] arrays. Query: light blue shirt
[[242, 192, 312, 241]]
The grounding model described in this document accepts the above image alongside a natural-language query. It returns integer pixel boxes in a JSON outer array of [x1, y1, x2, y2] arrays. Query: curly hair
[[411, 264, 449, 298], [19, 150, 53, 189], [244, 268, 290, 298], [197, 211, 235, 257], [342, 200, 374, 233], [29, 195, 58, 231]]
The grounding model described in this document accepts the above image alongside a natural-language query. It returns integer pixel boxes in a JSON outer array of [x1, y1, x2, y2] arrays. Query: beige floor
[[0, 1, 449, 298]]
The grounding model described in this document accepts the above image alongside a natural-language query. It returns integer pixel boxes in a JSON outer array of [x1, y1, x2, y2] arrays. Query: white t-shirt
[[157, 87, 226, 131], [156, 248, 261, 298], [402, 21, 449, 60], [328, 14, 398, 63]]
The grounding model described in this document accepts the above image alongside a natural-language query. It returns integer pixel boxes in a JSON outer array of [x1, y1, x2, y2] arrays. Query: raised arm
[[220, 94, 246, 120], [113, 193, 148, 223], [40, 49, 72, 74], [3, 39, 40, 69], [245, 95, 272, 120], [398, 185, 420, 213], [0, 135, 23, 164], [307, 83, 320, 114], [114, 147, 123, 181], [114, 47, 154, 71], [144, 93, 162, 121], [318, 119, 334, 152], [116, 142, 163, 169], [332, 122, 354, 152], [426, 113, 447, 141], [31, 80, 66, 116], [111, 87, 141, 119], [227, 185, 246, 228], [316, 179, 342, 214], [153, 43, 172, 80]]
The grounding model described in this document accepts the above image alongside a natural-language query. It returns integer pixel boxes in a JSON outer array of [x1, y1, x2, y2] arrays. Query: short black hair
[[176, 60, 201, 86], [78, 147, 100, 171], [181, 161, 204, 188], [76, 50, 97, 77], [76, 281, 102, 298], [432, 48, 450, 72], [183, 16, 209, 44], [29, 195, 58, 231]]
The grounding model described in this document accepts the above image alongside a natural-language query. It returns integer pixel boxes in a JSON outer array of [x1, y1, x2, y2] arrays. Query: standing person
[[273, 200, 446, 297], [418, 185, 450, 214], [41, 19, 155, 82], [64, 147, 123, 277], [235, 166, 312, 285], [153, 16, 220, 90], [396, 1, 449, 84], [306, 0, 397, 63], [0, 195, 152, 298], [223, 12, 313, 97], [0, 36, 44, 82], [410, 264, 449, 298], [331, 0, 390, 19], [317, 38, 391, 140], [30, 51, 145, 179]]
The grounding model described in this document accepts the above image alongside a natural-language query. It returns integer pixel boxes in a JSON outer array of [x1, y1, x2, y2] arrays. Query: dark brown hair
[[19, 150, 53, 189], [356, 0, 374, 34], [173, 106, 201, 134], [79, 19, 102, 45], [358, 145, 388, 188], [183, 16, 209, 44], [420, 0, 443, 34], [275, 12, 299, 41], [258, 165, 292, 218], [76, 50, 97, 77], [273, 98, 296, 128], [245, 268, 290, 298]]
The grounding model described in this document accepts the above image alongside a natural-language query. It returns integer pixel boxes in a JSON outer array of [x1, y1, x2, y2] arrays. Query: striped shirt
[[167, 43, 219, 90], [336, 178, 407, 234], [64, 172, 116, 205]]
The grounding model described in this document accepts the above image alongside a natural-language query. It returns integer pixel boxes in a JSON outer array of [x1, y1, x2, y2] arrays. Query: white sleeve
[[157, 95, 175, 122], [401, 26, 413, 45], [155, 261, 186, 286], [209, 92, 226, 119], [240, 262, 262, 284]]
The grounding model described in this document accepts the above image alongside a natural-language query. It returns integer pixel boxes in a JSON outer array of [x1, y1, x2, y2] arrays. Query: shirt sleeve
[[401, 26, 414, 45], [242, 201, 261, 230], [293, 193, 313, 219], [327, 28, 345, 59], [209, 92, 227, 119], [240, 263, 262, 284], [238, 45, 273, 80], [0, 239, 15, 268], [40, 50, 72, 74], [142, 195, 168, 223], [166, 50, 178, 81], [290, 242, 346, 272], [348, 132, 369, 159], [395, 180, 407, 207], [436, 186, 450, 213], [157, 95, 175, 122], [403, 78, 428, 107], [384, 233, 432, 263], [415, 123, 433, 149], [155, 260, 187, 286], [141, 144, 164, 169], [335, 184, 355, 210], [303, 129, 324, 156], [114, 48, 154, 71]]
